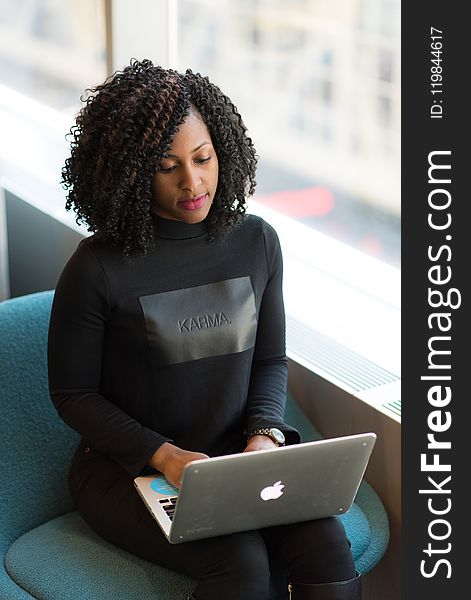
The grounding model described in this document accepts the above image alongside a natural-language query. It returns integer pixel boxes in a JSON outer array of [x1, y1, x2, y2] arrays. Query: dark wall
[[5, 191, 85, 298]]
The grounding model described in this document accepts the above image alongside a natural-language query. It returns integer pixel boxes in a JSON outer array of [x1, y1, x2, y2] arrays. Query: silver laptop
[[134, 432, 376, 544]]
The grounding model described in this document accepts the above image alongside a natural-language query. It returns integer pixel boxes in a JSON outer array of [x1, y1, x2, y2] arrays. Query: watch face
[[270, 428, 285, 444]]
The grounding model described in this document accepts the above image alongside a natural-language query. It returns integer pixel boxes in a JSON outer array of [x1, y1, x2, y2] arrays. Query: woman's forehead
[[167, 112, 212, 152]]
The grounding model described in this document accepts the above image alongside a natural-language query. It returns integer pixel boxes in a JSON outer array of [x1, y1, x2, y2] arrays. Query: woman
[[48, 58, 360, 600]]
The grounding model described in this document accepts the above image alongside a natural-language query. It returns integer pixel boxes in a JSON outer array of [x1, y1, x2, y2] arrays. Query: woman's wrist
[[244, 435, 279, 452], [149, 441, 177, 471]]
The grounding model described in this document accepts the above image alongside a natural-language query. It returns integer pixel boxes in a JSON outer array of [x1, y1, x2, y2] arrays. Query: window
[[176, 0, 400, 268], [0, 0, 106, 111]]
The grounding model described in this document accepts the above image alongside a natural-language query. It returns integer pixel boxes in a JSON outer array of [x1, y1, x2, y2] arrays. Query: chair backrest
[[0, 291, 78, 554]]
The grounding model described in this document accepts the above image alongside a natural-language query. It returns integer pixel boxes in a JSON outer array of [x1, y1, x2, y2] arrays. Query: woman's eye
[[159, 157, 211, 172]]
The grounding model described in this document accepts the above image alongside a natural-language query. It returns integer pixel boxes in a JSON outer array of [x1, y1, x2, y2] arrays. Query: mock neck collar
[[151, 212, 209, 240]]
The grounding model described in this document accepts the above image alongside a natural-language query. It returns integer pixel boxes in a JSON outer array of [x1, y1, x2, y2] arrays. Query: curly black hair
[[61, 58, 258, 260]]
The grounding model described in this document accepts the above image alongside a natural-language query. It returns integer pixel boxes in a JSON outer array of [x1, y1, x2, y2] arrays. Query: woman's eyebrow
[[165, 141, 210, 158]]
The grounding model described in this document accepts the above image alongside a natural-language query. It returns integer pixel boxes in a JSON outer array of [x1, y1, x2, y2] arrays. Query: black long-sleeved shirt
[[48, 213, 300, 477]]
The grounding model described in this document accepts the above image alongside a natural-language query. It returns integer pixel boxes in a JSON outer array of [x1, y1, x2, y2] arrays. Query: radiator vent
[[382, 399, 401, 418], [286, 317, 399, 393]]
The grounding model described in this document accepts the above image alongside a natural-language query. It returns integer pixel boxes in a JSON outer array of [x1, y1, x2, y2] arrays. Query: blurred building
[[178, 0, 400, 265]]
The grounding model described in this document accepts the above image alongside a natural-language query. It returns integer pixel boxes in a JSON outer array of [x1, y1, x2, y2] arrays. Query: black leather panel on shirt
[[139, 276, 257, 365]]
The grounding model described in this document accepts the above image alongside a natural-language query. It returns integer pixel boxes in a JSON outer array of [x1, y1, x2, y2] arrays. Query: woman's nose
[[180, 165, 201, 192]]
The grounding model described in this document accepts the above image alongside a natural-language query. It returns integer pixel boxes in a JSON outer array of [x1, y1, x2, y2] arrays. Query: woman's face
[[150, 109, 219, 223]]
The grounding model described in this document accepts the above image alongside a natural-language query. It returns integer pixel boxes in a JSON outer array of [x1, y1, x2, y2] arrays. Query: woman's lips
[[178, 194, 207, 211]]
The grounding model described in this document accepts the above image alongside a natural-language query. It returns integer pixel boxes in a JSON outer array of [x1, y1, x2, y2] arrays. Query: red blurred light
[[257, 186, 335, 217]]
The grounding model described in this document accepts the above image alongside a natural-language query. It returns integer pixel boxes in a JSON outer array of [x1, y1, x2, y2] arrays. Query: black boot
[[288, 572, 361, 599]]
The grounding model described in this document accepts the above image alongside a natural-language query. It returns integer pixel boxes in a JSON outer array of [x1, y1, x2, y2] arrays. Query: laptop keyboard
[[159, 496, 178, 520]]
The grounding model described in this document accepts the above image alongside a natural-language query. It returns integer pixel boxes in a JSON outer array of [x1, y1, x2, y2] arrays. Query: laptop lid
[[165, 432, 376, 543]]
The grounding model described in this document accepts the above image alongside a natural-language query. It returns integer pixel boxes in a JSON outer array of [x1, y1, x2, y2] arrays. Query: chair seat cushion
[[5, 512, 192, 600], [5, 505, 372, 600]]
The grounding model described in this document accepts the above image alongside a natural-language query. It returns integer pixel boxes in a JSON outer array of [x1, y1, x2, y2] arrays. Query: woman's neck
[[150, 212, 208, 240]]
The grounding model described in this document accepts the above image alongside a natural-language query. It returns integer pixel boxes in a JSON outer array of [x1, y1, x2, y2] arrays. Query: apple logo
[[260, 481, 285, 501]]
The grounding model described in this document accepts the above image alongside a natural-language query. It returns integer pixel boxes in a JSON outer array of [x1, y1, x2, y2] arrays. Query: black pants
[[70, 446, 356, 600]]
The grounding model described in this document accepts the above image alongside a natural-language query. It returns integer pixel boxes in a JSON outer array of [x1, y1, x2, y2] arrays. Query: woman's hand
[[243, 435, 279, 453], [149, 443, 209, 488]]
